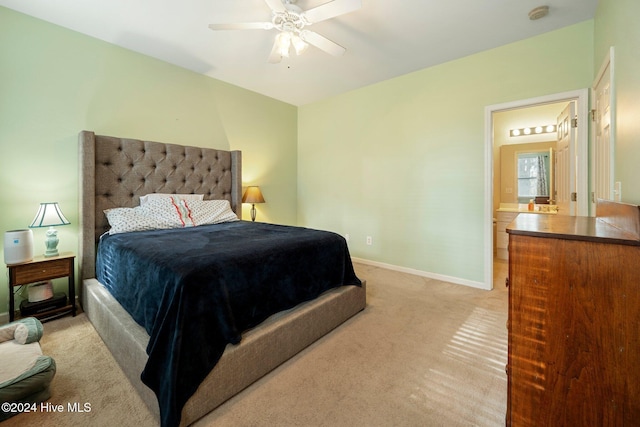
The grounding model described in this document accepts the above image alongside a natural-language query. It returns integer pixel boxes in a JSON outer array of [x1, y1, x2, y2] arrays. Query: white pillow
[[104, 199, 184, 234], [139, 193, 203, 206], [185, 200, 239, 226], [104, 198, 237, 234]]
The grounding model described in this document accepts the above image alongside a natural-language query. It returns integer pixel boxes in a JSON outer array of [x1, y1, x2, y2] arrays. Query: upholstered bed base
[[82, 278, 365, 426]]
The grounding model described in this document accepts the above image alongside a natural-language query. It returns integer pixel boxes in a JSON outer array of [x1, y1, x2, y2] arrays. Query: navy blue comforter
[[96, 221, 361, 427]]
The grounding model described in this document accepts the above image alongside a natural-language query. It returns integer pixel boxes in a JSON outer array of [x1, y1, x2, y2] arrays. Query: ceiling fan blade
[[264, 0, 287, 13], [303, 0, 362, 24], [268, 39, 283, 63], [300, 30, 346, 56], [208, 22, 274, 31]]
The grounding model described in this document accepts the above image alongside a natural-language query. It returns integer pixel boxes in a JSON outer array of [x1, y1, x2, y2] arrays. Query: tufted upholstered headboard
[[78, 130, 242, 280]]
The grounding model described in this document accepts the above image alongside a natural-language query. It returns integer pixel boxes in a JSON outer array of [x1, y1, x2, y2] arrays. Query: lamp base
[[44, 249, 59, 257], [250, 204, 257, 222], [44, 226, 60, 257]]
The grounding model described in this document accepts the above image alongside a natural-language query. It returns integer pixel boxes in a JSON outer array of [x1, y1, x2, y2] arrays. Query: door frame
[[483, 89, 589, 289]]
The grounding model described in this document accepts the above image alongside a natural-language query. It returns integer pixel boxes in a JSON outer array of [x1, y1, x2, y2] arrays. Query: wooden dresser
[[506, 200, 640, 426]]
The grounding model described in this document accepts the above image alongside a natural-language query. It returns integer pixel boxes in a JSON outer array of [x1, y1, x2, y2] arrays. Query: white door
[[593, 49, 615, 204], [555, 102, 577, 216]]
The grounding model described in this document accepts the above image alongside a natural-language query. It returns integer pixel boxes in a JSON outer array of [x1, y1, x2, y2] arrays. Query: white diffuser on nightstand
[[4, 229, 34, 264]]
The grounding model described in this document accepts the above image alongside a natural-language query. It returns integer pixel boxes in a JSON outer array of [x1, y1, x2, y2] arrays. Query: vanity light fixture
[[510, 124, 557, 137]]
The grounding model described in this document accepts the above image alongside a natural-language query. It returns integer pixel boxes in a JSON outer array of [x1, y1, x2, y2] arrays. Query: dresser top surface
[[507, 213, 640, 246]]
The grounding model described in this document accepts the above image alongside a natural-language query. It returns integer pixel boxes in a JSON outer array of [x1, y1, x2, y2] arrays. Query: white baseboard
[[352, 257, 490, 290]]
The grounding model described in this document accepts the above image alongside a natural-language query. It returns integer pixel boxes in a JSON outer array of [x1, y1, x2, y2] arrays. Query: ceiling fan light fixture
[[209, 0, 362, 63], [276, 31, 292, 57], [291, 35, 308, 55]]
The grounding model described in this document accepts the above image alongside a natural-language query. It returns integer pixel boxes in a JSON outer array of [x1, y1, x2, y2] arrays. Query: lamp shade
[[242, 186, 265, 204], [29, 202, 70, 257], [29, 202, 70, 228], [242, 186, 265, 222]]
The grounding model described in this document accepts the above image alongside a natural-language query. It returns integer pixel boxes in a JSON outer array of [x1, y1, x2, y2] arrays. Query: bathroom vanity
[[495, 203, 557, 260]]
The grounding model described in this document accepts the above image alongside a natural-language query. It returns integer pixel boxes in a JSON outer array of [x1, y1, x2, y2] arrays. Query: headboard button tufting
[[88, 133, 241, 246]]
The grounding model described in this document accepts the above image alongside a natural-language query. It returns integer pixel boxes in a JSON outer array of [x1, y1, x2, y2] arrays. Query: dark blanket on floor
[[95, 221, 361, 427]]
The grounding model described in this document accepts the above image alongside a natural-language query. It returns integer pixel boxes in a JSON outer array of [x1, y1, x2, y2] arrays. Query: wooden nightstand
[[7, 251, 76, 322]]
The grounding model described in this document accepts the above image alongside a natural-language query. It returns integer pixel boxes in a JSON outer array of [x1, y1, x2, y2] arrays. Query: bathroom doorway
[[483, 89, 590, 289]]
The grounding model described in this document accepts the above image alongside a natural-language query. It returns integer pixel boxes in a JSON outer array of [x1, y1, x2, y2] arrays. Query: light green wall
[[0, 7, 297, 313], [2, 2, 637, 313], [298, 22, 594, 286], [594, 0, 640, 203]]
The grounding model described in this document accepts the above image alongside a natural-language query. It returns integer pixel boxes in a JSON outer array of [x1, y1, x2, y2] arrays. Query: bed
[[78, 131, 366, 427]]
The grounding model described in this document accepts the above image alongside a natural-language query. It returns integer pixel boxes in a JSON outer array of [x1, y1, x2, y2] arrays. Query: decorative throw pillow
[[139, 193, 203, 206]]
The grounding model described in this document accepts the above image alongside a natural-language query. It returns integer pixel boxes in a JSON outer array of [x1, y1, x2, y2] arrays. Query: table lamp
[[242, 186, 265, 222], [29, 202, 70, 257]]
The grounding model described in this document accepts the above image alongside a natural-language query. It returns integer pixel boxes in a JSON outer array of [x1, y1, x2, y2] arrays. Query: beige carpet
[[3, 261, 509, 427]]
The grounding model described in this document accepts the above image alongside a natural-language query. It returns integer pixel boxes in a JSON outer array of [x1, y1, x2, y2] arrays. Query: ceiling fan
[[209, 0, 362, 63]]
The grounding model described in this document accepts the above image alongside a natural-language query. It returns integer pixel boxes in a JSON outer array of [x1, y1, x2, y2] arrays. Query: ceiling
[[1, 0, 597, 106]]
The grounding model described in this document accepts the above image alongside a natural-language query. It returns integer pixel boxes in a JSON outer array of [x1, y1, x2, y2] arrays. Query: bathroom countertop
[[497, 203, 558, 214]]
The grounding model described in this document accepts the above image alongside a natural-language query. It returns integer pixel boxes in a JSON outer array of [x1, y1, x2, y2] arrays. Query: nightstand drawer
[[12, 259, 72, 285]]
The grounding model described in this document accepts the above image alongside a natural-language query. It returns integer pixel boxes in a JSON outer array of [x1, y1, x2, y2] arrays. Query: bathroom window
[[517, 152, 549, 203]]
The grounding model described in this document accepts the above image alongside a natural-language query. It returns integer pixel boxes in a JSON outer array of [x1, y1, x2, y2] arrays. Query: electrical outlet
[[366, 236, 372, 245]]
